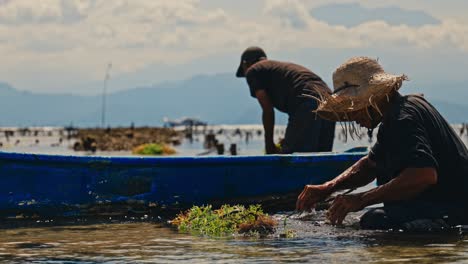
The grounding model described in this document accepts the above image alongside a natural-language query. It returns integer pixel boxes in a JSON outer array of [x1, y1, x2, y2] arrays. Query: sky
[[0, 0, 468, 94]]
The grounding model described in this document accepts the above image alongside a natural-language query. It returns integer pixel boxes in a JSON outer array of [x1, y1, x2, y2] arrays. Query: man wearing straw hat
[[296, 57, 468, 230], [236, 46, 335, 154]]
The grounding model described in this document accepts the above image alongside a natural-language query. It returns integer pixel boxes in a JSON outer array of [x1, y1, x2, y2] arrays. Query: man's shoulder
[[245, 60, 268, 77], [247, 60, 310, 73], [268, 60, 312, 72], [247, 60, 280, 71], [387, 94, 428, 122], [245, 60, 280, 80], [405, 94, 428, 105]]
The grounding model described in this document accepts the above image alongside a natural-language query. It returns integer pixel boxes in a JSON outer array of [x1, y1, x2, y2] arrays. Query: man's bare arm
[[324, 155, 377, 193], [255, 90, 276, 154], [361, 167, 437, 205]]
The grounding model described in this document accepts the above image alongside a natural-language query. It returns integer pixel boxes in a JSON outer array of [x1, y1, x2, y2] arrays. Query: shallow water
[[1, 124, 467, 156], [0, 211, 467, 263]]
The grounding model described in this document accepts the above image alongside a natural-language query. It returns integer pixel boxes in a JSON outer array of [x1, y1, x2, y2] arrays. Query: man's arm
[[296, 155, 377, 211], [255, 90, 277, 154], [324, 155, 377, 192], [361, 167, 437, 205], [327, 167, 438, 225]]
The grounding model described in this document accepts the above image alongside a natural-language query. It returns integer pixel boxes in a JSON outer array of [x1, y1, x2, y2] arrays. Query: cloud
[[261, 0, 468, 52], [2, 1, 466, 55], [311, 3, 440, 27], [0, 0, 93, 25], [263, 0, 310, 29], [0, 0, 467, 93]]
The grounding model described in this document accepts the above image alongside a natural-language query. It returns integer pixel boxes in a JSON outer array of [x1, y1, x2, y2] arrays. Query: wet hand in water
[[327, 194, 365, 225], [296, 185, 331, 212]]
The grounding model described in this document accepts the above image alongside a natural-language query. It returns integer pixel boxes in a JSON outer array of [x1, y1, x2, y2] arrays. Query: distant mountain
[[0, 82, 18, 96], [0, 75, 466, 127], [311, 3, 440, 27], [0, 82, 97, 126], [0, 75, 286, 127]]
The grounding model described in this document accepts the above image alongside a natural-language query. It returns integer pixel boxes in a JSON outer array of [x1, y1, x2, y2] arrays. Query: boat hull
[[0, 151, 365, 218]]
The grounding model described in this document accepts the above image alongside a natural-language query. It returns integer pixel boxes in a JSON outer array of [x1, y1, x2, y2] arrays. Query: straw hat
[[312, 57, 407, 122]]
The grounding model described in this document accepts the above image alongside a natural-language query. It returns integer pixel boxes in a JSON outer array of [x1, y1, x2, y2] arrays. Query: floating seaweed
[[170, 204, 278, 238]]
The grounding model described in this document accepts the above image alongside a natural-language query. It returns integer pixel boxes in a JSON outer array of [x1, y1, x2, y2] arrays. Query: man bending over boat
[[236, 47, 335, 154], [296, 57, 468, 230]]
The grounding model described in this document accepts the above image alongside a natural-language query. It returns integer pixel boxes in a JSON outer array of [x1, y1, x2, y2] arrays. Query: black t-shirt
[[245, 60, 331, 114], [369, 94, 468, 204]]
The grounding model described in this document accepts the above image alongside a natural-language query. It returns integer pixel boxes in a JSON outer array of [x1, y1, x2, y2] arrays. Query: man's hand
[[296, 184, 332, 211], [326, 193, 365, 225], [296, 155, 377, 214]]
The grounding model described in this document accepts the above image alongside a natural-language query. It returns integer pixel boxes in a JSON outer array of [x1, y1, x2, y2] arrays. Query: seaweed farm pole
[[101, 62, 112, 127]]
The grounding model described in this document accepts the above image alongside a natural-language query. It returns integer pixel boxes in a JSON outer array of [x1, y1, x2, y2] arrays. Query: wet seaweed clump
[[170, 204, 277, 237], [132, 143, 176, 156]]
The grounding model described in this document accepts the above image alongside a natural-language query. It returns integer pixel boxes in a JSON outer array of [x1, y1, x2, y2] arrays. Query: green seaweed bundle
[[171, 204, 277, 237]]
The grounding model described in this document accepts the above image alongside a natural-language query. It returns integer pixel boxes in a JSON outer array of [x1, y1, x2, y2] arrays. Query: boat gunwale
[[0, 151, 366, 166]]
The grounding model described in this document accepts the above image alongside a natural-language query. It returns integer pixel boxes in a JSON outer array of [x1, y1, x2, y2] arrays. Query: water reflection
[[0, 212, 466, 263]]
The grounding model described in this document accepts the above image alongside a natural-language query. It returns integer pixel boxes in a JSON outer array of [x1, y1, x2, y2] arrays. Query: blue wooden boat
[[0, 150, 366, 218]]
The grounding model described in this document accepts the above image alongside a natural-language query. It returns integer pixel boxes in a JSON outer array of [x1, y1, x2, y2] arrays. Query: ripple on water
[[0, 214, 465, 263]]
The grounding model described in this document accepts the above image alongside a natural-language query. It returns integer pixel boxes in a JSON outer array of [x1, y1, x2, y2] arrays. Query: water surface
[[0, 211, 467, 263]]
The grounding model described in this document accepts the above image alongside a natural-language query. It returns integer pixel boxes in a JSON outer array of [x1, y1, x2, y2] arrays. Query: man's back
[[245, 60, 330, 113], [370, 94, 468, 204]]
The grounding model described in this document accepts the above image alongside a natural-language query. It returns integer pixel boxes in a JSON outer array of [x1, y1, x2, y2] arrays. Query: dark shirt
[[245, 60, 330, 114], [369, 94, 468, 205]]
